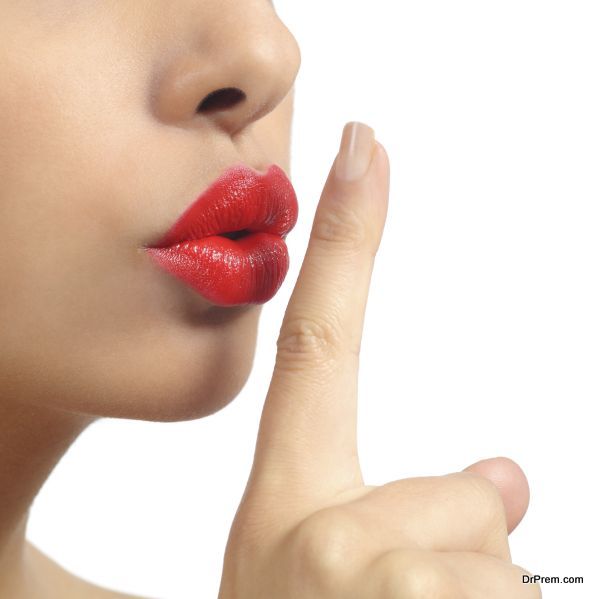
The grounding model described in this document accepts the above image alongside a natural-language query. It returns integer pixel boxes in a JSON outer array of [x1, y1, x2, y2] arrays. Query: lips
[[144, 163, 298, 306]]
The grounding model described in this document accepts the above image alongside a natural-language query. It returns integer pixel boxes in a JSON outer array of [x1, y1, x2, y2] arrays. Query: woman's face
[[0, 1, 301, 421]]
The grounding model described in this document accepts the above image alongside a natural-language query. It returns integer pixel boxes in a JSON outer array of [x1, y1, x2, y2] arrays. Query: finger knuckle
[[373, 549, 458, 599], [276, 315, 344, 363], [312, 201, 369, 252], [458, 472, 507, 538], [288, 509, 360, 587]]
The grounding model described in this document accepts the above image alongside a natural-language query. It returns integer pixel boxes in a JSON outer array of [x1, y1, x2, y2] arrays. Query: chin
[[67, 346, 256, 423], [19, 303, 263, 424], [96, 316, 259, 423], [109, 362, 253, 423]]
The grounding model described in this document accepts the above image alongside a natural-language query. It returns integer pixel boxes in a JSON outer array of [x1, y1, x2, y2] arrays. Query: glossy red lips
[[144, 163, 298, 306]]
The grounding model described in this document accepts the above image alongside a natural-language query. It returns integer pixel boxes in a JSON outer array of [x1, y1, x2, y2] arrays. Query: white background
[[27, 1, 599, 597]]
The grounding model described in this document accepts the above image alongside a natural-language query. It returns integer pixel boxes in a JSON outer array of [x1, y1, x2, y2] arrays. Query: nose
[[152, 2, 301, 137]]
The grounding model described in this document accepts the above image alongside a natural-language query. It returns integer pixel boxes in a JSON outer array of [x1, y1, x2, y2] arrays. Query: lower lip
[[145, 231, 289, 306]]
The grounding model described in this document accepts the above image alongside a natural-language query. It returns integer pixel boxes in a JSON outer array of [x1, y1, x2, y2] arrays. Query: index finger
[[250, 122, 390, 505]]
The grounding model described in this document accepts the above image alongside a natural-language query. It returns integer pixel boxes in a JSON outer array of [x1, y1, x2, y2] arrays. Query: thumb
[[463, 456, 530, 534]]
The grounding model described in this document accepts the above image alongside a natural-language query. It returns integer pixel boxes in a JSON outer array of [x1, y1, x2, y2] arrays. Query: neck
[[0, 399, 93, 582]]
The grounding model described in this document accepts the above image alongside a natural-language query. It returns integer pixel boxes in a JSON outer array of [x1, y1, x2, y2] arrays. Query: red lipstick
[[144, 163, 298, 306]]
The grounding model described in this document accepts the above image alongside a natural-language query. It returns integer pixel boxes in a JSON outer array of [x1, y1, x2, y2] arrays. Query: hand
[[218, 121, 541, 598]]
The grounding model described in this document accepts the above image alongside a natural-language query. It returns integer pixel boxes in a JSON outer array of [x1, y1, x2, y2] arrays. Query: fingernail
[[335, 121, 376, 182]]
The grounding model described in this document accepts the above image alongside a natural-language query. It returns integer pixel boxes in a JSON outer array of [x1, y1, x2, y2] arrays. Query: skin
[[0, 2, 540, 598]]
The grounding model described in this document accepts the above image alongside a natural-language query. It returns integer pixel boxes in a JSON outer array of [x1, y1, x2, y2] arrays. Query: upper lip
[[145, 163, 298, 249]]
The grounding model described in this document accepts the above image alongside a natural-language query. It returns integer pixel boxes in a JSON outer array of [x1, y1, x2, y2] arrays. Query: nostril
[[196, 87, 246, 114]]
